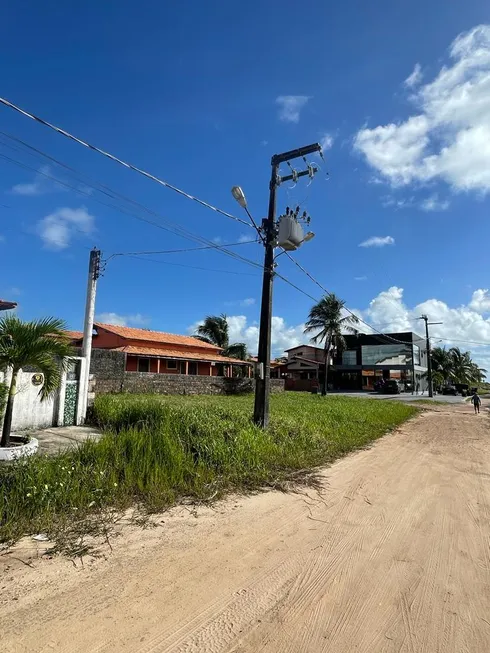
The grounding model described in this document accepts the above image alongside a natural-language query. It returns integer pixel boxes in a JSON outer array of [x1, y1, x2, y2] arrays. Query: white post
[[79, 248, 101, 423]]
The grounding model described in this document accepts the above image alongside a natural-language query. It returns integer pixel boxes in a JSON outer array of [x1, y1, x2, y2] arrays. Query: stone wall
[[87, 349, 285, 396]]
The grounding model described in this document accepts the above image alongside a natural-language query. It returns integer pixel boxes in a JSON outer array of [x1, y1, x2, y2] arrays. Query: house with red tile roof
[[69, 323, 251, 377]]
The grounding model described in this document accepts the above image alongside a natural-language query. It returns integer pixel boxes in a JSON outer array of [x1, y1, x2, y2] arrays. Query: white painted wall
[[0, 369, 58, 431]]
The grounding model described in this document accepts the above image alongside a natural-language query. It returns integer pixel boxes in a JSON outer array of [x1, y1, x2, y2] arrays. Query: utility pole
[[79, 247, 101, 423], [419, 315, 443, 398], [254, 143, 321, 428]]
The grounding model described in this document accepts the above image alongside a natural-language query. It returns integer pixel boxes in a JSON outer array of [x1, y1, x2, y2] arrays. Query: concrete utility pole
[[80, 248, 101, 423], [419, 314, 443, 398], [254, 144, 321, 428]]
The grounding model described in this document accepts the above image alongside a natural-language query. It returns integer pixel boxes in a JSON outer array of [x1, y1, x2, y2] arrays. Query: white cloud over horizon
[[186, 287, 490, 372], [359, 236, 395, 248], [354, 25, 490, 194], [95, 312, 150, 327], [276, 95, 311, 123]]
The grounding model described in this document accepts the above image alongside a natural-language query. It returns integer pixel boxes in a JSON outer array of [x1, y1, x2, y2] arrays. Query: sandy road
[[2, 403, 490, 652]]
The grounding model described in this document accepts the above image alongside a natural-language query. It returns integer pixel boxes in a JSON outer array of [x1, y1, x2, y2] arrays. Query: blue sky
[[2, 1, 490, 365]]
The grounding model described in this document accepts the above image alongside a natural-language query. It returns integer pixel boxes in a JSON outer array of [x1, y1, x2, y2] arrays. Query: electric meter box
[[277, 216, 304, 251]]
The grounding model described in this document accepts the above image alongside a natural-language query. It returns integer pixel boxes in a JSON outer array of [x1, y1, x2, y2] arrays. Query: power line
[[0, 96, 253, 229], [105, 240, 257, 261], [432, 337, 490, 348], [280, 250, 413, 346], [0, 146, 263, 273], [120, 256, 259, 276]]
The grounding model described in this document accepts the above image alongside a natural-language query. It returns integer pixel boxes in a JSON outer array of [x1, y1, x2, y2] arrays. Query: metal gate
[[63, 360, 80, 426]]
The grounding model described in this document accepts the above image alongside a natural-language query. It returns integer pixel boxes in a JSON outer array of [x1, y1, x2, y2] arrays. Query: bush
[[0, 393, 416, 544]]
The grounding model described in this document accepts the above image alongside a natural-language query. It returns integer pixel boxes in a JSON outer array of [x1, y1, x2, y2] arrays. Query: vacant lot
[[2, 402, 488, 652], [0, 393, 415, 544]]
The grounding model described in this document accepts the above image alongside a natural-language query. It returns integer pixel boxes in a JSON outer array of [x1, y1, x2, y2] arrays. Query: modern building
[[284, 332, 428, 392], [68, 323, 252, 377]]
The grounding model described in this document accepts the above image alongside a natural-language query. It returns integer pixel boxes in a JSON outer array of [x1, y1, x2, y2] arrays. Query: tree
[[195, 314, 248, 379], [0, 316, 73, 447], [304, 294, 359, 396], [430, 347, 454, 387], [429, 345, 487, 389]]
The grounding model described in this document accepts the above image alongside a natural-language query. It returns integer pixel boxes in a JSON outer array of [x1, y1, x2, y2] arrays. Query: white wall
[[1, 369, 58, 432]]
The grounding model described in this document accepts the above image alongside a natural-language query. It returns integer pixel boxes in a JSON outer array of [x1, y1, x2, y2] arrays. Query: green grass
[[0, 393, 417, 545]]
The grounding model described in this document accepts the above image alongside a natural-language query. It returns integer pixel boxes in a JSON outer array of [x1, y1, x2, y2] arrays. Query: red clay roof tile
[[95, 323, 220, 350]]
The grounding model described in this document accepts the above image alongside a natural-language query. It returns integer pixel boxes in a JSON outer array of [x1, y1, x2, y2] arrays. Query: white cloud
[[404, 63, 423, 88], [238, 233, 255, 243], [96, 312, 150, 327], [419, 193, 450, 211], [469, 289, 490, 313], [276, 95, 311, 123], [224, 297, 256, 308], [321, 133, 335, 151], [187, 287, 490, 369], [11, 165, 64, 196], [354, 276, 368, 281], [354, 25, 490, 194], [188, 315, 305, 356], [358, 285, 490, 372], [359, 236, 395, 248], [37, 206, 94, 249]]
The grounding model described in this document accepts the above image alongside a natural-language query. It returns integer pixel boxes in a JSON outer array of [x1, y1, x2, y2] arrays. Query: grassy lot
[[0, 393, 417, 545]]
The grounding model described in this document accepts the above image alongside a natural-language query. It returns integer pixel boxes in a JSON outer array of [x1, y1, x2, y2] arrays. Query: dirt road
[[2, 403, 490, 652]]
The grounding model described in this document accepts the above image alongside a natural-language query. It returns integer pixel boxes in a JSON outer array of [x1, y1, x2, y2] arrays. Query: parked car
[[442, 386, 458, 396], [381, 380, 401, 394]]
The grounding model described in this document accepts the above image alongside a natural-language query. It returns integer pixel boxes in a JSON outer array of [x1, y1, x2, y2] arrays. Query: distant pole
[[419, 315, 443, 398], [80, 248, 101, 422], [254, 143, 322, 428]]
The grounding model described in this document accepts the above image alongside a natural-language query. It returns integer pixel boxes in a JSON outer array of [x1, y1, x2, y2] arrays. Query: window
[[179, 361, 187, 374], [361, 344, 412, 366], [342, 350, 357, 366], [138, 358, 150, 373], [413, 345, 421, 366], [188, 362, 198, 375], [166, 360, 177, 370]]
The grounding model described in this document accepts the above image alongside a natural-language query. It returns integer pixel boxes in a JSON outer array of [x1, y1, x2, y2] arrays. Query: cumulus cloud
[[187, 287, 490, 371], [96, 312, 150, 327], [469, 289, 490, 313], [358, 286, 490, 371], [321, 133, 335, 151], [419, 193, 450, 211], [276, 95, 311, 123], [359, 236, 395, 248], [11, 165, 65, 196], [224, 298, 256, 308], [404, 63, 423, 88], [37, 206, 94, 249], [354, 25, 490, 193]]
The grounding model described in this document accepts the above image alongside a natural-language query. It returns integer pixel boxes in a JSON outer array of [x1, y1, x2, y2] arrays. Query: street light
[[231, 186, 247, 208], [302, 231, 315, 244]]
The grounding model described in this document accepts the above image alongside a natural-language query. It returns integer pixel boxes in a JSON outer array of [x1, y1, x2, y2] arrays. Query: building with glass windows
[[331, 332, 428, 392], [284, 332, 428, 393]]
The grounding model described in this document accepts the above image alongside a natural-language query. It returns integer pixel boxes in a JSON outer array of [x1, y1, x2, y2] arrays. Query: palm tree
[[0, 316, 74, 448], [195, 314, 248, 360], [449, 347, 475, 384], [430, 347, 454, 386], [304, 294, 359, 396]]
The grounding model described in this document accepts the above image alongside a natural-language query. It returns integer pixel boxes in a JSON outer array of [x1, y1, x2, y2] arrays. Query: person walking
[[472, 391, 482, 414]]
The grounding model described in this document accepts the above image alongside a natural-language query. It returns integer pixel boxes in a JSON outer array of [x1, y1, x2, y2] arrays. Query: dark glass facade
[[361, 344, 413, 366]]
